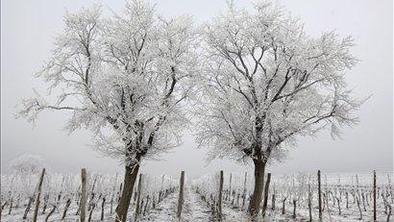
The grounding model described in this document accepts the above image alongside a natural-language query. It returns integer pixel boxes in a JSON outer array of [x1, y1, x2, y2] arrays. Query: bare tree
[[9, 154, 44, 175], [196, 0, 361, 218], [18, 1, 198, 221]]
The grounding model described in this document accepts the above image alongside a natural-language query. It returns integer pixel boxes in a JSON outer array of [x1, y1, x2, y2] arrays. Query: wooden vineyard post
[[373, 170, 376, 221], [228, 173, 232, 201], [177, 171, 185, 219], [272, 187, 276, 211], [101, 197, 106, 221], [308, 184, 312, 222], [318, 170, 322, 221], [218, 170, 224, 221], [261, 173, 271, 218], [80, 168, 87, 222], [159, 174, 165, 202], [242, 172, 247, 209], [135, 174, 143, 221], [33, 168, 46, 222]]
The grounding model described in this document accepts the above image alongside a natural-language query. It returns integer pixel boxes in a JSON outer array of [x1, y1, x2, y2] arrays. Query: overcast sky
[[1, 0, 393, 179]]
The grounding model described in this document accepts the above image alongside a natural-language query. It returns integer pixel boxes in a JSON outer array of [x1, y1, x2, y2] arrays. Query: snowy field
[[1, 171, 393, 221]]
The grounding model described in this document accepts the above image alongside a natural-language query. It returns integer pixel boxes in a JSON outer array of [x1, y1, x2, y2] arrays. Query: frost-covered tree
[[18, 1, 199, 221], [196, 1, 361, 218], [9, 154, 44, 174]]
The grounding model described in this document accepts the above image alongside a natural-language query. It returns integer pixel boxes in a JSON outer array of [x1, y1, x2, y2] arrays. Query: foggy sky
[[1, 0, 393, 179]]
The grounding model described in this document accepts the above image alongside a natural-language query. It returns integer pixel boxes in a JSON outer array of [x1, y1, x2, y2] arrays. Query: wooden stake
[[101, 197, 106, 221], [33, 168, 46, 222], [80, 168, 87, 222], [218, 170, 224, 221], [373, 170, 376, 221], [229, 173, 232, 201], [308, 184, 312, 222], [318, 170, 322, 220], [242, 172, 247, 209], [177, 171, 185, 219]]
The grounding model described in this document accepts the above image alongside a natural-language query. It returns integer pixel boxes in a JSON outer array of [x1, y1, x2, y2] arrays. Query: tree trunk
[[135, 174, 143, 221], [115, 163, 140, 222], [261, 173, 271, 218], [247, 159, 266, 219]]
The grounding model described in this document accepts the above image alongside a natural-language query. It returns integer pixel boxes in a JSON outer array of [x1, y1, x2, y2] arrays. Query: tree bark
[[248, 159, 266, 219], [135, 174, 143, 221], [115, 163, 140, 222], [261, 173, 271, 218]]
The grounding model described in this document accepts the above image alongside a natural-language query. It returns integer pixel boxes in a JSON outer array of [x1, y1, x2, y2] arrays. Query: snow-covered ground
[[1, 171, 393, 221], [1, 186, 392, 221], [140, 187, 214, 222]]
